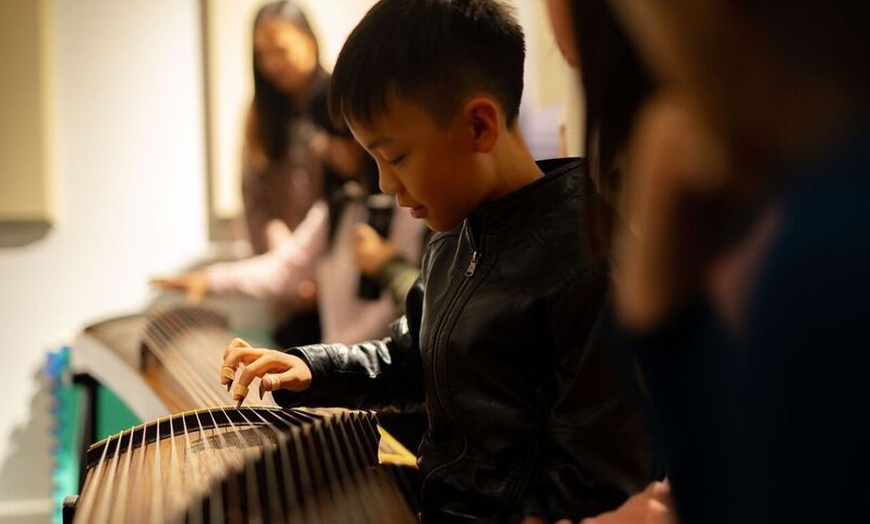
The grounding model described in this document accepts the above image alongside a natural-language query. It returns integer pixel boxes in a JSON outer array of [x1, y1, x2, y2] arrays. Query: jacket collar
[[467, 157, 588, 234]]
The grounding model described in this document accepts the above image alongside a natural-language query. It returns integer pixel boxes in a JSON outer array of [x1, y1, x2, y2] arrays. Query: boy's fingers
[[231, 383, 249, 406], [261, 364, 312, 394], [220, 339, 258, 386], [232, 353, 305, 400], [223, 338, 252, 360]]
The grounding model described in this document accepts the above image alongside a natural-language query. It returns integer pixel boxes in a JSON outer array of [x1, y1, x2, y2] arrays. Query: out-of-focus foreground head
[[608, 0, 870, 158]]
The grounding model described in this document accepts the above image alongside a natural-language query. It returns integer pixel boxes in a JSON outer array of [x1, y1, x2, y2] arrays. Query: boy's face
[[349, 96, 494, 232]]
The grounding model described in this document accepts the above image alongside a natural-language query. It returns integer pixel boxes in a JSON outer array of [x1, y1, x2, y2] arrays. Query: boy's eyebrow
[[365, 136, 394, 150]]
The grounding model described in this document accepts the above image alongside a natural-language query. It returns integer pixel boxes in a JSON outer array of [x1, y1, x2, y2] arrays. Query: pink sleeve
[[205, 200, 329, 300]]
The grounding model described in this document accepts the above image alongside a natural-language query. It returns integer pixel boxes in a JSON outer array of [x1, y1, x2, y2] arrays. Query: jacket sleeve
[[520, 271, 654, 521], [271, 276, 426, 411]]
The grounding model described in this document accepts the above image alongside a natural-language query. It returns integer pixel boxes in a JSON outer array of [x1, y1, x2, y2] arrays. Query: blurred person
[[154, 81, 425, 345], [242, 0, 328, 254], [601, 0, 870, 522], [203, 0, 332, 346]]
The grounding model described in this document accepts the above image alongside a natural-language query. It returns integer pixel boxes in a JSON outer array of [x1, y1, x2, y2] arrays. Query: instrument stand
[[71, 373, 99, 494]]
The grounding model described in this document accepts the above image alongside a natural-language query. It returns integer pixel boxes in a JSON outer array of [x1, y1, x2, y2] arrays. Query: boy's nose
[[378, 166, 401, 196]]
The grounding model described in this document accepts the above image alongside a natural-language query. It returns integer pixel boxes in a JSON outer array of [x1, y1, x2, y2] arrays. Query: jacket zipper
[[421, 221, 483, 499], [464, 220, 482, 277], [465, 251, 480, 277]]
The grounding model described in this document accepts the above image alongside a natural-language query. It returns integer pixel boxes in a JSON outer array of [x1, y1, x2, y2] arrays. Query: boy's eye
[[386, 154, 406, 166]]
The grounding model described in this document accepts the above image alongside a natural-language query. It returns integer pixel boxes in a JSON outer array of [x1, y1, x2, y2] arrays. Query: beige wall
[[0, 0, 56, 222], [0, 0, 207, 519]]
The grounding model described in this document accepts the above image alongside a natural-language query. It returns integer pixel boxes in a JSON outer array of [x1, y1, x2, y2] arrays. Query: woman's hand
[[150, 272, 210, 305], [580, 481, 677, 524], [353, 223, 397, 276], [520, 480, 677, 524], [220, 338, 313, 404]]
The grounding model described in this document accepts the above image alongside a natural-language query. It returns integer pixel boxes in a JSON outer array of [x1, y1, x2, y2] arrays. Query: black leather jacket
[[274, 158, 653, 522]]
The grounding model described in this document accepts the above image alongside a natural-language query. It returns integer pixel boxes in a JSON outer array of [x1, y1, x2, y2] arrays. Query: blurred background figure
[[198, 0, 331, 346], [543, 0, 584, 161], [153, 81, 426, 346], [242, 0, 327, 254]]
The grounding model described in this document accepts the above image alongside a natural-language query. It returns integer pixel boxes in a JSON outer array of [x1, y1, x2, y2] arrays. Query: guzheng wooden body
[[66, 303, 419, 521], [70, 303, 416, 465], [72, 406, 416, 523]]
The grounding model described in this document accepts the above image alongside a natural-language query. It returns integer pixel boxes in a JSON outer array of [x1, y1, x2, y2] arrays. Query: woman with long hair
[[242, 0, 329, 255]]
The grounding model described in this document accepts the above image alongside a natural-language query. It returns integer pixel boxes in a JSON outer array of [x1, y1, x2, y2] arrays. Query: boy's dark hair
[[328, 0, 525, 129]]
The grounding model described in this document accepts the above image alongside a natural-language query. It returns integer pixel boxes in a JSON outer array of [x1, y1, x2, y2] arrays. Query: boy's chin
[[425, 219, 461, 232]]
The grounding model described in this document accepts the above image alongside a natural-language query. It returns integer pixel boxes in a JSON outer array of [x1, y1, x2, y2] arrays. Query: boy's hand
[[150, 272, 210, 305], [353, 223, 398, 276], [220, 338, 312, 405]]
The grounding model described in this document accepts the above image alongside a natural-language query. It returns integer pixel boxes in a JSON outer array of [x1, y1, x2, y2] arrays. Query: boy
[[222, 0, 652, 521]]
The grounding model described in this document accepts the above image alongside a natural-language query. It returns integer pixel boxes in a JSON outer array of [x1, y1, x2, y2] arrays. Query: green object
[[48, 345, 143, 524], [95, 383, 141, 439]]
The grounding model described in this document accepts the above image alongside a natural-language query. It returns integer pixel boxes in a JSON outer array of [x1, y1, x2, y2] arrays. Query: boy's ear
[[462, 97, 500, 153]]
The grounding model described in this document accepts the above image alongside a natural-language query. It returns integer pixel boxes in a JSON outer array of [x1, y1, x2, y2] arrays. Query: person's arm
[[353, 214, 425, 315], [223, 276, 427, 412], [520, 275, 654, 521], [204, 200, 328, 300], [374, 256, 420, 315]]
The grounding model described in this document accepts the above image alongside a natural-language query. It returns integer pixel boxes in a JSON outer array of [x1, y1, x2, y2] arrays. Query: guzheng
[[69, 303, 417, 464], [68, 406, 416, 523], [65, 302, 419, 522]]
